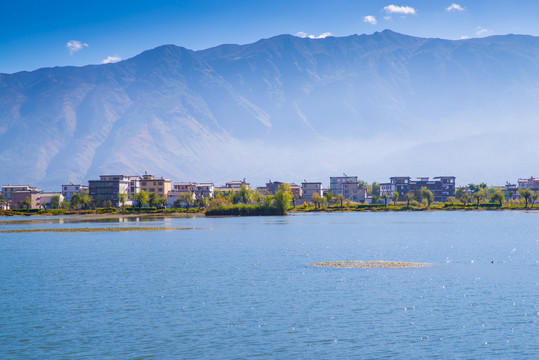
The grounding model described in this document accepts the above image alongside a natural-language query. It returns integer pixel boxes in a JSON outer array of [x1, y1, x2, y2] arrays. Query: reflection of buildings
[[380, 176, 456, 202], [329, 176, 366, 202]]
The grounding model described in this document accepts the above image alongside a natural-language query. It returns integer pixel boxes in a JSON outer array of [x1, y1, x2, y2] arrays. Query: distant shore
[[1, 202, 537, 217]]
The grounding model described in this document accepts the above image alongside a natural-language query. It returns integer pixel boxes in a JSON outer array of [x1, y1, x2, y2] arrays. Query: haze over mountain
[[1, 30, 539, 189]]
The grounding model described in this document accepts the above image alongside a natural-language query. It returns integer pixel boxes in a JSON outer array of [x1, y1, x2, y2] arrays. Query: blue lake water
[[0, 211, 538, 359]]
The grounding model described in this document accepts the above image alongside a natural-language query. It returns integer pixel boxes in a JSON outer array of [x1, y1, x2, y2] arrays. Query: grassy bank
[[0, 207, 205, 217], [205, 204, 282, 216], [290, 202, 539, 212], [2, 202, 537, 218]]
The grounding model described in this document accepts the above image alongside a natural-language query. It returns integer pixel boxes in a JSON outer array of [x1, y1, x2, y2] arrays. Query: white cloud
[[66, 40, 88, 55], [295, 32, 333, 39], [446, 3, 464, 12], [102, 56, 121, 64], [459, 35, 470, 40], [475, 26, 492, 36], [383, 5, 416, 15], [364, 15, 377, 25]]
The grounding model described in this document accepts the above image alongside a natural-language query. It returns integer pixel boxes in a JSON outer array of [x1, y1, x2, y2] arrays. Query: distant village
[[1, 173, 538, 210]]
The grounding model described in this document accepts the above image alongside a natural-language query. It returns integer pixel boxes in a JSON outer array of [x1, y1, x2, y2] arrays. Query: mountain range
[[2, 29, 539, 189]]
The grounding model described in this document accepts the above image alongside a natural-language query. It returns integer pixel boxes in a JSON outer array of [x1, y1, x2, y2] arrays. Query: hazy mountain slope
[[2, 30, 539, 189]]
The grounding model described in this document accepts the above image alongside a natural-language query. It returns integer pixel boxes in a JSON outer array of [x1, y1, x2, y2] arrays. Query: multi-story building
[[380, 176, 456, 202], [255, 187, 269, 196], [166, 191, 196, 208], [301, 182, 322, 200], [266, 181, 285, 195], [88, 175, 132, 207], [171, 182, 214, 202], [518, 177, 539, 191], [40, 193, 65, 208], [2, 185, 38, 201], [503, 182, 519, 200], [61, 184, 89, 201], [289, 183, 302, 198], [140, 174, 172, 199], [224, 179, 250, 190], [10, 189, 57, 209], [195, 183, 214, 199], [329, 176, 366, 202], [265, 181, 302, 198], [174, 182, 197, 193]]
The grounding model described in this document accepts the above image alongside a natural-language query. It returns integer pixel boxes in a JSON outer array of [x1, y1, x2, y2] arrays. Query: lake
[[0, 211, 537, 359]]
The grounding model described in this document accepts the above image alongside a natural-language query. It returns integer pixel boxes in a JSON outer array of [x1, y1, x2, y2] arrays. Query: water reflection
[[0, 214, 200, 226]]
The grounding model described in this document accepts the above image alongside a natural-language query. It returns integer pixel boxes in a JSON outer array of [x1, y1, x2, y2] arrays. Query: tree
[[335, 194, 344, 207], [381, 194, 389, 206], [134, 190, 148, 209], [158, 196, 167, 208], [80, 191, 91, 210], [490, 189, 505, 207], [312, 192, 322, 209], [92, 195, 102, 209], [518, 188, 532, 208], [252, 190, 262, 205], [182, 192, 194, 209], [149, 193, 158, 207], [173, 198, 183, 208], [472, 189, 485, 207], [20, 197, 32, 210], [391, 190, 399, 205], [532, 191, 538, 208], [50, 195, 60, 209], [371, 181, 380, 197], [357, 180, 367, 189], [118, 193, 127, 208], [420, 187, 434, 207], [263, 194, 273, 207], [324, 191, 334, 205], [195, 196, 208, 208], [274, 183, 292, 215], [405, 192, 414, 207], [237, 184, 252, 204], [468, 183, 488, 193], [70, 193, 82, 210]]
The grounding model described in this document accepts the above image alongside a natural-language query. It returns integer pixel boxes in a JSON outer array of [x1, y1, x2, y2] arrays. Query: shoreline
[[1, 204, 538, 218]]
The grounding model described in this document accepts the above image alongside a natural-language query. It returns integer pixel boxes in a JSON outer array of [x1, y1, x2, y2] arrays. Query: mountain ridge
[[2, 30, 539, 189]]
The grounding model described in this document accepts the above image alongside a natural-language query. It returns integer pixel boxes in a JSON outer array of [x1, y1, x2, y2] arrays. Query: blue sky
[[2, 0, 539, 74]]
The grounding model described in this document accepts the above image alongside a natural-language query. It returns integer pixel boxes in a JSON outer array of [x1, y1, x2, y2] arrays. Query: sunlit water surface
[[1, 211, 538, 359]]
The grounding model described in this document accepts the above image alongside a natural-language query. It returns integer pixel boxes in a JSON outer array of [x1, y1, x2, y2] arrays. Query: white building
[[61, 184, 89, 201], [167, 191, 196, 208]]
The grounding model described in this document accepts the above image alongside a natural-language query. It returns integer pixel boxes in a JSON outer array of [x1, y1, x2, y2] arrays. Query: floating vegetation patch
[[308, 260, 432, 268], [0, 227, 192, 234]]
